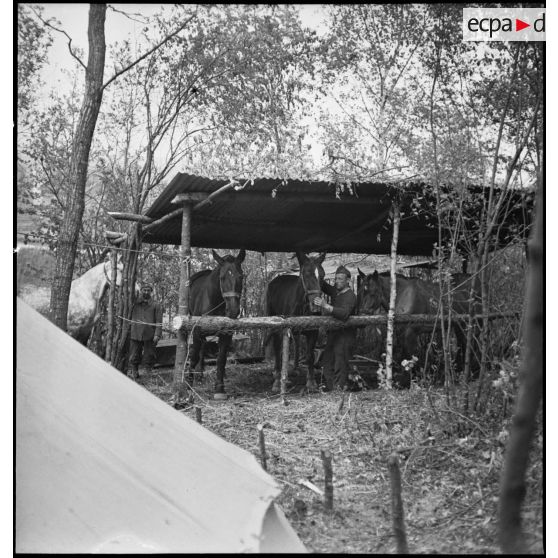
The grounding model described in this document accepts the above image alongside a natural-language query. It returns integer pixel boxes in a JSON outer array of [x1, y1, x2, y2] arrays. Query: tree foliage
[[17, 4, 53, 121]]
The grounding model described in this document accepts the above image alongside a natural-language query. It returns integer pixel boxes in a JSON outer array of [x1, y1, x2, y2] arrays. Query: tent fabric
[[15, 299, 306, 554], [141, 173, 534, 255]]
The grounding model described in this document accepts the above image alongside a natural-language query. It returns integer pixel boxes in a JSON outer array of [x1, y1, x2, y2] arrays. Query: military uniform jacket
[[320, 280, 357, 322], [130, 298, 163, 341]]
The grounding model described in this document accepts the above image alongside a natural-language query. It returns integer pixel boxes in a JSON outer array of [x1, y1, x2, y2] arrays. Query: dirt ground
[[138, 362, 543, 554]]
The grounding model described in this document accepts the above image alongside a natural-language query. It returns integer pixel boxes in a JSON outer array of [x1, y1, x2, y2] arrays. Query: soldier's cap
[[141, 282, 153, 291], [335, 265, 351, 278]]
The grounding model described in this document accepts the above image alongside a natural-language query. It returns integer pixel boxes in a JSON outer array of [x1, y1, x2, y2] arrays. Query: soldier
[[313, 265, 357, 391], [128, 282, 163, 379]]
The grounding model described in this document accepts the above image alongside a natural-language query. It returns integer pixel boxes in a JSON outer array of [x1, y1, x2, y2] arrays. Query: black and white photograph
[[16, 3, 544, 554]]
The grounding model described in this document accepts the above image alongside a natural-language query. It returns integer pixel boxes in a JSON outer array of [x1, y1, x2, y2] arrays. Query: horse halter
[[221, 290, 242, 298], [103, 260, 118, 286], [299, 267, 321, 299]]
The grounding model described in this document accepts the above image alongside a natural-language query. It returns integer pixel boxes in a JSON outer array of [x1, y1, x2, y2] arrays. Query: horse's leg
[[271, 332, 282, 393], [196, 337, 206, 382], [340, 330, 356, 389], [293, 333, 301, 372], [398, 326, 419, 388], [321, 334, 336, 391], [215, 333, 232, 397], [305, 330, 319, 392], [189, 332, 202, 384], [402, 326, 419, 362]]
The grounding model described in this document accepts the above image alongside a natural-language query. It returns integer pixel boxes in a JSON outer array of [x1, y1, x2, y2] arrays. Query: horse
[[19, 255, 124, 345], [188, 249, 246, 398], [265, 251, 326, 393], [357, 269, 481, 383]]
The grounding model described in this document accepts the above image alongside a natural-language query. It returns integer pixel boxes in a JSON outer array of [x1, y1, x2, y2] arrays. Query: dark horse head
[[357, 269, 389, 315], [296, 251, 326, 314], [212, 249, 246, 318]]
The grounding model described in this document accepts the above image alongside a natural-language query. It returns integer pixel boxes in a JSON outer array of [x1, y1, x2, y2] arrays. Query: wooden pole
[[173, 202, 192, 393], [195, 406, 202, 424], [280, 328, 291, 396], [388, 453, 409, 554], [321, 449, 333, 512], [105, 231, 127, 245], [499, 188, 543, 554], [385, 202, 401, 388], [142, 207, 183, 233], [257, 423, 267, 471], [107, 211, 153, 224], [104, 249, 118, 362]]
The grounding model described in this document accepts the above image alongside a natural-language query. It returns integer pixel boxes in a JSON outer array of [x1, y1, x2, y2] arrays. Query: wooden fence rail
[[172, 312, 519, 334]]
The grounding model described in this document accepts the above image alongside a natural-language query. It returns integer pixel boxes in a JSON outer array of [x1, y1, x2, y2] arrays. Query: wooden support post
[[257, 423, 267, 471], [385, 202, 401, 388], [281, 328, 291, 397], [388, 453, 409, 554], [105, 249, 118, 362], [321, 449, 334, 512], [195, 406, 202, 424], [173, 202, 193, 393]]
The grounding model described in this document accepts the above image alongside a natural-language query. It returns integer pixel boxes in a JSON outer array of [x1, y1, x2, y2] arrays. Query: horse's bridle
[[221, 290, 242, 298], [299, 269, 321, 302], [103, 261, 116, 286]]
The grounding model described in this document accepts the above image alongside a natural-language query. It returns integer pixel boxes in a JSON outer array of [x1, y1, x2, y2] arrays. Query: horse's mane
[[190, 257, 237, 284], [190, 269, 213, 283]]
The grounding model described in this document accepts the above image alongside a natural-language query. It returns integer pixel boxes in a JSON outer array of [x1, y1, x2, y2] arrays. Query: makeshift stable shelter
[[107, 173, 533, 393], [16, 299, 306, 553]]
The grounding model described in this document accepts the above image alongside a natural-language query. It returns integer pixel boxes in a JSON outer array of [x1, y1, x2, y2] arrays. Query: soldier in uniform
[[128, 282, 163, 379], [313, 265, 357, 391]]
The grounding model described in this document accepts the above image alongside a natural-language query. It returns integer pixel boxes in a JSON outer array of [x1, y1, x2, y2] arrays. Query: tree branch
[[30, 7, 86, 70], [102, 12, 197, 91], [107, 5, 149, 24]]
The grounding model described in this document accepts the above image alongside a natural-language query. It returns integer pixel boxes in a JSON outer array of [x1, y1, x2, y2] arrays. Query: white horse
[[19, 256, 124, 345]]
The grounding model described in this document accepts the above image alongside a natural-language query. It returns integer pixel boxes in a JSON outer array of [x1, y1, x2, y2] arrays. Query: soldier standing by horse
[[314, 265, 357, 391], [128, 282, 163, 380]]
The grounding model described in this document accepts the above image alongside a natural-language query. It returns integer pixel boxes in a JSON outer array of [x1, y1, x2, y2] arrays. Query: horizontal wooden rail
[[172, 312, 519, 334]]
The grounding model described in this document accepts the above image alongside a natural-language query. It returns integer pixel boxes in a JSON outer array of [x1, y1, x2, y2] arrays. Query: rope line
[[16, 231, 183, 257]]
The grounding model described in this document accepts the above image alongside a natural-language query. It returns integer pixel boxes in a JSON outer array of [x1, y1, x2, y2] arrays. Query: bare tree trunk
[[385, 202, 400, 387], [473, 248, 491, 413], [174, 203, 192, 391], [499, 187, 542, 554], [50, 4, 107, 329], [104, 248, 117, 361], [111, 224, 140, 371]]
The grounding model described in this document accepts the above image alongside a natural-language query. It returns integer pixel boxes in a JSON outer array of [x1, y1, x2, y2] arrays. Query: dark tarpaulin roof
[[142, 174, 534, 255]]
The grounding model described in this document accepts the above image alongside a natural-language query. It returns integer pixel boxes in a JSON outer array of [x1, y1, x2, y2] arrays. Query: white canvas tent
[[16, 299, 306, 553]]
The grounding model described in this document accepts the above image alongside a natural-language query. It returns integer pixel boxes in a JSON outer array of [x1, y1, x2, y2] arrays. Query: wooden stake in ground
[[385, 201, 401, 387], [281, 328, 291, 397], [257, 423, 267, 471], [321, 449, 333, 512], [195, 406, 202, 424], [388, 453, 409, 554]]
